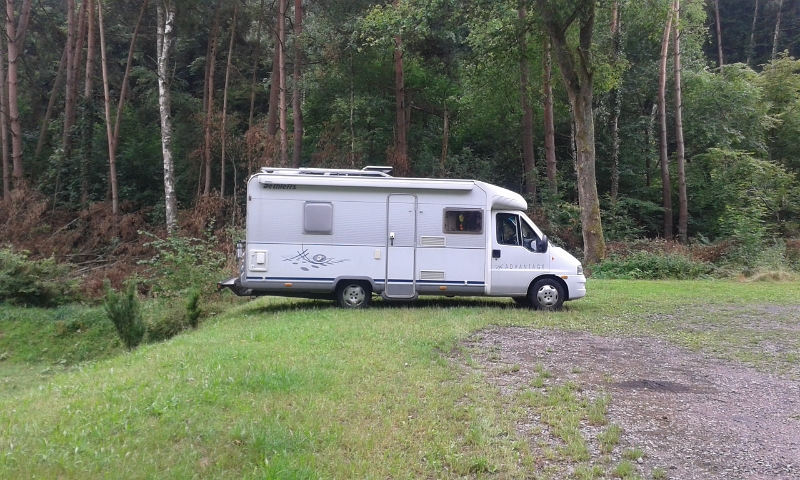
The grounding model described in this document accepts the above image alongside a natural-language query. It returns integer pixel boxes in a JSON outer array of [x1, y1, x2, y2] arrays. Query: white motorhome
[[218, 166, 586, 309]]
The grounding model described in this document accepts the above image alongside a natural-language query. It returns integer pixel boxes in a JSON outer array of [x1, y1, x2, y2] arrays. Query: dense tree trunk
[[658, 4, 673, 239], [221, 3, 237, 198], [772, 0, 783, 64], [80, 0, 96, 205], [747, 0, 759, 67], [278, 0, 288, 165], [111, 0, 148, 180], [98, 0, 117, 215], [534, 0, 605, 265], [62, 0, 88, 162], [266, 34, 280, 139], [157, 0, 178, 233], [6, 0, 32, 187], [714, 0, 723, 71], [518, 5, 536, 200], [249, 0, 265, 131], [609, 0, 621, 203], [673, 0, 688, 243], [203, 0, 222, 195], [392, 0, 408, 176], [542, 37, 557, 195], [0, 36, 6, 200], [440, 105, 449, 177], [35, 42, 68, 160], [292, 0, 303, 168], [0, 32, 8, 199]]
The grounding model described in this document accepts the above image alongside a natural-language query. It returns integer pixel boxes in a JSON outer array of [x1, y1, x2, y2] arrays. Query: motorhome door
[[385, 194, 417, 298], [490, 212, 550, 295]]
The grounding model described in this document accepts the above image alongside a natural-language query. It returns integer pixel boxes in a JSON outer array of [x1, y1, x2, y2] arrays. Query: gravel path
[[463, 327, 800, 479]]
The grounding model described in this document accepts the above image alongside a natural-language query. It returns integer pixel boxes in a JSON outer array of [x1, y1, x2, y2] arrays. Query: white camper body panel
[[235, 167, 586, 307]]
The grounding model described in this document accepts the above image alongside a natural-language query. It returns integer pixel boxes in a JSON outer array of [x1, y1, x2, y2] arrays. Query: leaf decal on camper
[[283, 249, 349, 269]]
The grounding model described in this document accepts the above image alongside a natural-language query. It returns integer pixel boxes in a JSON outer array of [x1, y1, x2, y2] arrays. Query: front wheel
[[528, 278, 564, 311], [336, 281, 372, 309]]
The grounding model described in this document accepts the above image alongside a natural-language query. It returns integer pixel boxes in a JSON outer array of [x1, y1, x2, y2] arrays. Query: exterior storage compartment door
[[385, 194, 417, 298]]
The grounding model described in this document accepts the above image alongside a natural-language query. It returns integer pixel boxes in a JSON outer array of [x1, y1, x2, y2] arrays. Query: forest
[[2, 0, 800, 294]]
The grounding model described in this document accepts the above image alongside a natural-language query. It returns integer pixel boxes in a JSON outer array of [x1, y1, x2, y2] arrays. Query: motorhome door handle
[[389, 232, 395, 246], [492, 249, 501, 259]]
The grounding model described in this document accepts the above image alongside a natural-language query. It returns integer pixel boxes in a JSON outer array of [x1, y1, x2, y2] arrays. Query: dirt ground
[[462, 327, 800, 479]]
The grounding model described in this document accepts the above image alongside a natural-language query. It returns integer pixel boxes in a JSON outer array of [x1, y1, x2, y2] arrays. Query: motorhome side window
[[497, 213, 539, 250], [443, 209, 482, 234], [304, 202, 333, 234]]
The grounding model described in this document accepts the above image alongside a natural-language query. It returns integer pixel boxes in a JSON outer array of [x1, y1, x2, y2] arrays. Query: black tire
[[528, 278, 564, 311], [336, 281, 372, 309]]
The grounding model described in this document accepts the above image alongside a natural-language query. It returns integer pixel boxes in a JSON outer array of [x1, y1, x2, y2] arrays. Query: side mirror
[[535, 235, 548, 253]]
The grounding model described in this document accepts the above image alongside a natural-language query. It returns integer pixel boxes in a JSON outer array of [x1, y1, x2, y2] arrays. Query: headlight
[[577, 264, 583, 275]]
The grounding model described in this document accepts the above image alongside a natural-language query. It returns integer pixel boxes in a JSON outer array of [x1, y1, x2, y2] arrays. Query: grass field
[[1, 279, 799, 478]]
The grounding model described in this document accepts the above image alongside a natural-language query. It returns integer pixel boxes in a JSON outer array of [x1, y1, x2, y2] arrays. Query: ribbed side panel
[[420, 236, 446, 247], [420, 270, 446, 281]]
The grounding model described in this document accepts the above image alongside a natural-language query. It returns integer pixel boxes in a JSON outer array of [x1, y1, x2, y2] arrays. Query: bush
[[103, 281, 145, 350], [145, 311, 187, 343], [186, 289, 201, 328], [592, 251, 714, 280], [138, 232, 227, 296], [0, 248, 81, 307]]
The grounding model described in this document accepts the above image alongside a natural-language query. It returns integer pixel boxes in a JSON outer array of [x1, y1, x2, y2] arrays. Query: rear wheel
[[336, 281, 372, 309], [528, 278, 564, 311]]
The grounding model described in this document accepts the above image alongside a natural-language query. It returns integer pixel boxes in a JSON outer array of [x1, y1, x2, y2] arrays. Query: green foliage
[[186, 289, 202, 329], [103, 280, 145, 350], [138, 232, 227, 296], [691, 149, 799, 248], [601, 196, 663, 241], [592, 251, 714, 280], [144, 309, 187, 343], [0, 248, 81, 307]]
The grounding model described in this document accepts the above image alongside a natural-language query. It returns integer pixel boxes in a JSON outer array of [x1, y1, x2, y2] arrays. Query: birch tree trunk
[[6, 0, 32, 187], [518, 4, 536, 200], [534, 0, 605, 265], [292, 0, 303, 168], [673, 0, 688, 243], [542, 37, 557, 195], [221, 3, 237, 198], [157, 0, 178, 233], [658, 4, 673, 239]]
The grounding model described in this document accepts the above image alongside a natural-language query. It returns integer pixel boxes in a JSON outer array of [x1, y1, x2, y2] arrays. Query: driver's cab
[[495, 212, 548, 253], [490, 211, 550, 296]]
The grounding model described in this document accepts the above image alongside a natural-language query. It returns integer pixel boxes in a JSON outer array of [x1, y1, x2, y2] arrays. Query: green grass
[[0, 279, 798, 478]]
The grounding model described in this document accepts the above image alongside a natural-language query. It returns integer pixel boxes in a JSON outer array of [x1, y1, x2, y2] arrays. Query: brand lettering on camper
[[263, 184, 296, 190], [496, 264, 544, 270]]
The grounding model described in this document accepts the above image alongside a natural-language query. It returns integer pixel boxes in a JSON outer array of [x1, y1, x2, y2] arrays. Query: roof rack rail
[[260, 166, 393, 177]]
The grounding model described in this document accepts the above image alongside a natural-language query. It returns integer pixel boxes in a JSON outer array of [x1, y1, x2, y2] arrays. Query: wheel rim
[[342, 285, 366, 307], [536, 284, 559, 307]]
